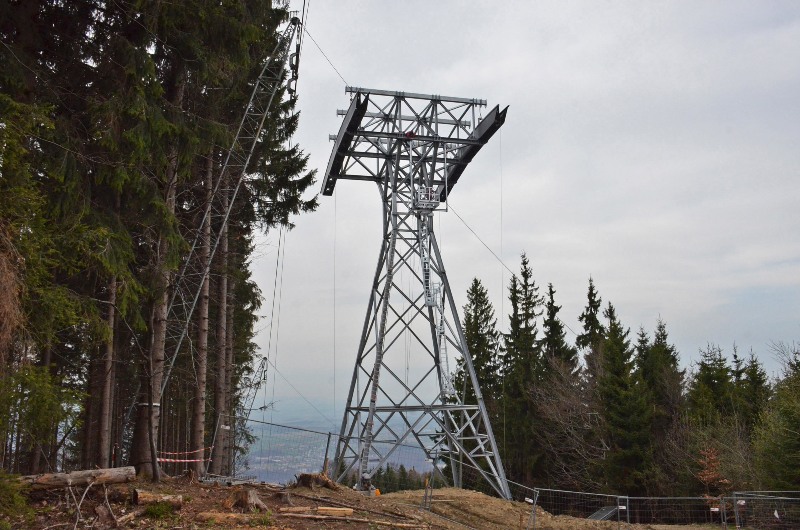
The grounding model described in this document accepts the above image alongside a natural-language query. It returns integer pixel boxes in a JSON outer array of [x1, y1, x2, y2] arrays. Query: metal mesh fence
[[732, 492, 800, 529], [627, 497, 728, 526], [451, 460, 800, 529]]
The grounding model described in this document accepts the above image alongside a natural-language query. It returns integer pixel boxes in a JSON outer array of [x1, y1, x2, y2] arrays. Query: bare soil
[[13, 476, 719, 529]]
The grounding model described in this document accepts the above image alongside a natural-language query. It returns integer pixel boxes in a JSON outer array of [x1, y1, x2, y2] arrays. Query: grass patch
[[0, 472, 32, 520], [253, 512, 272, 526], [143, 501, 175, 519]]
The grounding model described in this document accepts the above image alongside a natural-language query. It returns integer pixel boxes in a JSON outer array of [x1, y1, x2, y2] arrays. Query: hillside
[[6, 474, 714, 530]]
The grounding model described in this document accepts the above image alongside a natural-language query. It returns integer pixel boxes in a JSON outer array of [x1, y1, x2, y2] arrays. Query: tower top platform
[[321, 87, 507, 197]]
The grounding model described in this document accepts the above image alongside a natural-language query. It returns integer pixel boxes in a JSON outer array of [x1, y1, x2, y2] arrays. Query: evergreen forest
[[1, 1, 315, 480], [2, 0, 799, 505], [456, 253, 800, 497]]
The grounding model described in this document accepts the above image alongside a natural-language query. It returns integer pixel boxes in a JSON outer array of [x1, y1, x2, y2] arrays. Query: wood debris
[[295, 472, 339, 490], [133, 488, 183, 508], [19, 466, 136, 491]]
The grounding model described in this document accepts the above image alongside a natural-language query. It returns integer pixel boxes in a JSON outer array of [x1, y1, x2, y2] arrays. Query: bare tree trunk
[[224, 279, 235, 474], [99, 277, 117, 468], [191, 154, 213, 477], [130, 64, 185, 480], [82, 346, 103, 470], [130, 149, 179, 479], [209, 176, 228, 475], [27, 344, 53, 474]]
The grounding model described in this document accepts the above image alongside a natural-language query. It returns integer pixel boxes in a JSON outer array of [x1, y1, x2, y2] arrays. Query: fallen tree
[[19, 466, 136, 491]]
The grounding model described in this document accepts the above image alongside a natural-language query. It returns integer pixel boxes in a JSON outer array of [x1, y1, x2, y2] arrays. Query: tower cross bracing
[[322, 87, 510, 498]]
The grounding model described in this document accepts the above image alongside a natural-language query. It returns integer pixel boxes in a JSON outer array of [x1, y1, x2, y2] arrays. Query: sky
[[249, 1, 800, 430]]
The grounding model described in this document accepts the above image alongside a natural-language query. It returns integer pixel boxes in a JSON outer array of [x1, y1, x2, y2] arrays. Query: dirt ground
[[13, 476, 720, 529]]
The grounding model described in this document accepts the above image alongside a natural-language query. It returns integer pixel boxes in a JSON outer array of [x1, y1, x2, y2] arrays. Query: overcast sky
[[250, 1, 800, 430]]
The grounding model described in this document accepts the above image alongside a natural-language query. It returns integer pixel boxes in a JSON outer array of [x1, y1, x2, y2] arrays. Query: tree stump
[[275, 490, 293, 505], [295, 472, 339, 491], [230, 488, 268, 512]]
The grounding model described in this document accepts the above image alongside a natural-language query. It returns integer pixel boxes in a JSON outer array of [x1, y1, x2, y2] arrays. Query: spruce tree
[[636, 320, 684, 432], [577, 277, 605, 387], [598, 303, 651, 495], [733, 352, 770, 432], [502, 253, 543, 381], [687, 345, 735, 424], [634, 319, 685, 494], [450, 278, 502, 490], [540, 283, 578, 375], [753, 370, 800, 489], [501, 253, 544, 484], [456, 278, 501, 403]]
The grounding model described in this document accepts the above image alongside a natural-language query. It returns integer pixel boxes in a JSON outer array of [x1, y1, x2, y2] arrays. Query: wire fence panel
[[436, 460, 800, 529], [733, 492, 800, 530], [627, 497, 727, 526], [530, 487, 620, 520]]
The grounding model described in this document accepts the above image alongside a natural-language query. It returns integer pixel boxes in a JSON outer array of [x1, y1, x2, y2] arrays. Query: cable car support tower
[[322, 87, 510, 499]]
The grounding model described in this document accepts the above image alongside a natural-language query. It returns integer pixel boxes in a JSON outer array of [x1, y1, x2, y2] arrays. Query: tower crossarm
[[321, 87, 508, 200]]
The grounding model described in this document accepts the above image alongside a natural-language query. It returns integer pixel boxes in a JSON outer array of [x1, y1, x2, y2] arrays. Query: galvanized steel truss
[[322, 87, 510, 498], [160, 17, 301, 396]]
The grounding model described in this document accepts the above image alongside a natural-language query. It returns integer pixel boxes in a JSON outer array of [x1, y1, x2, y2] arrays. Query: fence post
[[525, 488, 540, 530], [322, 432, 332, 476], [205, 413, 222, 476], [720, 497, 727, 528], [617, 496, 629, 529], [422, 477, 432, 510]]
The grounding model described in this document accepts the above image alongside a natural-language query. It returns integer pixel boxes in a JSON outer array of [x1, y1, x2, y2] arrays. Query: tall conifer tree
[[577, 277, 605, 387], [456, 278, 501, 403], [634, 320, 685, 494], [540, 283, 578, 375], [598, 303, 651, 495], [501, 253, 544, 484]]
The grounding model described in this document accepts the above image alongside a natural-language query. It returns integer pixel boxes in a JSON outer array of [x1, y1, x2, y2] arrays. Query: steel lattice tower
[[322, 87, 510, 498]]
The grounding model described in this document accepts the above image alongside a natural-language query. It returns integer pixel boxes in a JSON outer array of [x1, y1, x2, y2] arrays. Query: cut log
[[295, 472, 339, 490], [133, 488, 183, 508], [278, 506, 311, 513], [317, 506, 354, 516], [290, 491, 413, 521], [196, 512, 271, 524], [230, 488, 268, 512], [116, 508, 145, 525], [19, 466, 136, 491], [277, 513, 427, 527]]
